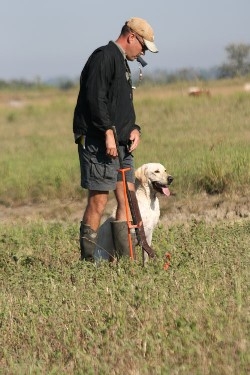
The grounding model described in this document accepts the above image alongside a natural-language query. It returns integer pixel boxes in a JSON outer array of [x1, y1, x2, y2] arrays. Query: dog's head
[[135, 163, 173, 196]]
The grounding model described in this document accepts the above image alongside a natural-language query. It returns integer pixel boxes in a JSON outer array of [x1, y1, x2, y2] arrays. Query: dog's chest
[[138, 196, 160, 227]]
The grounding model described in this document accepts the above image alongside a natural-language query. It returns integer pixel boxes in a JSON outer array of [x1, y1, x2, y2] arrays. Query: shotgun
[[112, 126, 155, 259]]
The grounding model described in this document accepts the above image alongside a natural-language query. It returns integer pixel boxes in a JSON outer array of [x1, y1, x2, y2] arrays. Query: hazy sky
[[1, 0, 249, 80]]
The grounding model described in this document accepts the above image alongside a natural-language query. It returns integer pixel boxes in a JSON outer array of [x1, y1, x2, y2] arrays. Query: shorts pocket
[[90, 155, 116, 181]]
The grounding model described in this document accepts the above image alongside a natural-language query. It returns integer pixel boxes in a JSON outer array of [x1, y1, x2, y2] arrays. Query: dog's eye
[[155, 170, 160, 173]]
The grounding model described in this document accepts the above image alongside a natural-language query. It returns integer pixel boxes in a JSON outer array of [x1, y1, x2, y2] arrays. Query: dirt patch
[[0, 193, 249, 227], [159, 192, 249, 227]]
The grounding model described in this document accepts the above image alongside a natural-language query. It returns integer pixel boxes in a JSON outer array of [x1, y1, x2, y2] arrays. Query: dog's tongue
[[162, 187, 170, 196]]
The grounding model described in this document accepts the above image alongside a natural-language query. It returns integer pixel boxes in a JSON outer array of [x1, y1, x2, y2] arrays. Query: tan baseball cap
[[126, 17, 158, 53]]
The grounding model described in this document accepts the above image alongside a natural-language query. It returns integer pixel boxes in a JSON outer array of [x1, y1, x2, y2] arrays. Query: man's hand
[[105, 129, 118, 158], [128, 129, 140, 152]]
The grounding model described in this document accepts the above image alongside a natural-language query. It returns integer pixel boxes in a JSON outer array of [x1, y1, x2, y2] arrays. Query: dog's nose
[[168, 176, 174, 184]]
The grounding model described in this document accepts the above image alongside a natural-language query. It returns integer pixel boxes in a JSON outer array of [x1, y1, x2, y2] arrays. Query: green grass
[[135, 92, 250, 196], [0, 93, 79, 204], [0, 82, 249, 374], [0, 84, 249, 205], [0, 220, 249, 374]]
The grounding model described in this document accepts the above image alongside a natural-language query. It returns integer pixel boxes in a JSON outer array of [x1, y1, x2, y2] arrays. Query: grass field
[[0, 220, 249, 374], [0, 79, 249, 374], [0, 78, 249, 204]]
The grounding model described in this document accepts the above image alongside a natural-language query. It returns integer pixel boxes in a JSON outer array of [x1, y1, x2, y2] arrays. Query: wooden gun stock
[[112, 126, 155, 259]]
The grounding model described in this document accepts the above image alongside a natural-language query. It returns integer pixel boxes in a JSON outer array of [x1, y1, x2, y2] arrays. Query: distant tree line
[[0, 79, 39, 89], [218, 43, 250, 78], [0, 78, 76, 90], [145, 43, 250, 84], [1, 43, 249, 89]]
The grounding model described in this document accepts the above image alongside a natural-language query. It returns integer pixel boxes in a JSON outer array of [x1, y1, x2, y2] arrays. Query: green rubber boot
[[80, 223, 97, 262], [111, 221, 135, 259]]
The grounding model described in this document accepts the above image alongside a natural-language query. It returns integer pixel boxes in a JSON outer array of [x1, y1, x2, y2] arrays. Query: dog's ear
[[135, 164, 148, 185]]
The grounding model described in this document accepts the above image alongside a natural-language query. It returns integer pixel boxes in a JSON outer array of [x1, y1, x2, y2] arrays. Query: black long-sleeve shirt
[[73, 41, 140, 145]]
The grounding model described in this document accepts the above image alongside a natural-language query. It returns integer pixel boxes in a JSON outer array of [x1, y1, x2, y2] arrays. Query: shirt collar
[[112, 41, 126, 60]]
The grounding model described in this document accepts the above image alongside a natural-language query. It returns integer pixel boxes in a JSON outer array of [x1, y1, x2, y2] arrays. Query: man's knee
[[88, 190, 109, 215]]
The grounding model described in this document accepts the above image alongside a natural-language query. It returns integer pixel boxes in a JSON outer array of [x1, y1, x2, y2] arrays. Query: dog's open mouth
[[152, 181, 171, 196]]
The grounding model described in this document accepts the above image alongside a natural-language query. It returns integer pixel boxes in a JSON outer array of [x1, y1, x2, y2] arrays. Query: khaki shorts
[[78, 137, 135, 191]]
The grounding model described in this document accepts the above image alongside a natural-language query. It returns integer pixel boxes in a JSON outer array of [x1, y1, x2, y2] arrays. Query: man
[[73, 17, 158, 261]]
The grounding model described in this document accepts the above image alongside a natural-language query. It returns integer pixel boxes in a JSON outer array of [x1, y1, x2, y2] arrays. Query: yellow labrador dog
[[95, 163, 173, 261]]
